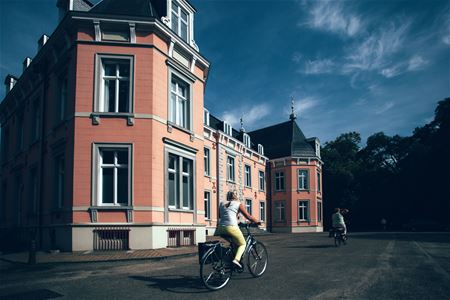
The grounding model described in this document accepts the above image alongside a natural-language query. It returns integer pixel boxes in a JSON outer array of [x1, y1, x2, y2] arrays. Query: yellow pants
[[215, 225, 246, 262]]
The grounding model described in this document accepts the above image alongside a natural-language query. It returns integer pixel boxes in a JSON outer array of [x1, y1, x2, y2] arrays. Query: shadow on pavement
[[0, 288, 63, 300], [289, 245, 337, 249], [129, 275, 210, 294], [348, 232, 450, 244]]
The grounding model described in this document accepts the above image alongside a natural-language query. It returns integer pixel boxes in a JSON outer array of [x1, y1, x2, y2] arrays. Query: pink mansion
[[0, 0, 323, 252]]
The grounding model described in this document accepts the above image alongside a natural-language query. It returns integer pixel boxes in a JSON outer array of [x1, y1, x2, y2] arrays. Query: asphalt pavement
[[1, 232, 449, 300]]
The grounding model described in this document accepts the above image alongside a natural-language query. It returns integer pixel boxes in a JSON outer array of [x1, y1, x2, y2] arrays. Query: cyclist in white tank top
[[215, 190, 260, 269]]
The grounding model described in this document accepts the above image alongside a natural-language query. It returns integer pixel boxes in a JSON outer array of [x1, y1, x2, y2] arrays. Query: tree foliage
[[322, 98, 450, 230]]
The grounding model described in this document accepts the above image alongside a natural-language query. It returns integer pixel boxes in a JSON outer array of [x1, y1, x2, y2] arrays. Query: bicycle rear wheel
[[200, 248, 232, 290], [247, 241, 268, 277]]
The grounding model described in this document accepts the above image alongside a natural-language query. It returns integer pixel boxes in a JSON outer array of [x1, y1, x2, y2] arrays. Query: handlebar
[[238, 222, 260, 228]]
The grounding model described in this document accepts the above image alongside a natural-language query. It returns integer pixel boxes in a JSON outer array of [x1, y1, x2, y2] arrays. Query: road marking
[[413, 240, 450, 281]]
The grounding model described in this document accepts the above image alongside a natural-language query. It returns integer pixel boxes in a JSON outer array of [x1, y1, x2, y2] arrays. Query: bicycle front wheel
[[200, 248, 232, 290], [247, 241, 268, 277]]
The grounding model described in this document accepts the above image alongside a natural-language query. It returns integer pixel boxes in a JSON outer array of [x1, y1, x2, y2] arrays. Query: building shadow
[[0, 288, 63, 300], [129, 275, 211, 294], [348, 232, 450, 244], [285, 245, 336, 249]]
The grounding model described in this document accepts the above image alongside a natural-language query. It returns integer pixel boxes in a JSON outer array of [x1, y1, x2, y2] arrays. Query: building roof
[[248, 119, 317, 159], [89, 0, 166, 18]]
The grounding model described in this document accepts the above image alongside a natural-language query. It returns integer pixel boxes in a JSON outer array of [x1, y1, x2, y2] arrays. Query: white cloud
[[298, 96, 319, 112], [380, 64, 403, 78], [292, 52, 303, 63], [304, 1, 362, 37], [375, 102, 395, 114], [407, 55, 428, 71], [221, 103, 271, 130], [443, 35, 450, 45], [302, 59, 335, 74]]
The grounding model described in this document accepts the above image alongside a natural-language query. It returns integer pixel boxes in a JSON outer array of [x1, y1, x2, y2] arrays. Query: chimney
[[4, 75, 18, 94], [38, 34, 49, 52], [23, 57, 32, 71]]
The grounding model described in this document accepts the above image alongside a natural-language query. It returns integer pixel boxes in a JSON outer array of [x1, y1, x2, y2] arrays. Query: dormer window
[[243, 133, 251, 148], [315, 140, 321, 158], [258, 144, 264, 156], [204, 109, 210, 126], [171, 0, 189, 42], [223, 122, 232, 136]]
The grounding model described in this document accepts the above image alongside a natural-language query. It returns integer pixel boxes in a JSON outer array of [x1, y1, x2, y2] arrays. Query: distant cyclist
[[215, 190, 260, 269], [332, 208, 348, 237]]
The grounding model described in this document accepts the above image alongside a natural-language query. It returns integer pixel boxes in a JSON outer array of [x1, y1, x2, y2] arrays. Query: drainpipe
[[267, 160, 272, 232]]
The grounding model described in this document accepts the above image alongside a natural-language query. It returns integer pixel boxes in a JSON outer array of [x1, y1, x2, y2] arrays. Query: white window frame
[[317, 170, 321, 192], [298, 169, 309, 191], [95, 54, 134, 114], [227, 156, 235, 182], [166, 148, 195, 211], [243, 133, 251, 148], [258, 144, 264, 155], [244, 164, 252, 188], [170, 0, 190, 42], [204, 191, 211, 220], [260, 201, 265, 222], [245, 199, 252, 215], [204, 109, 210, 126], [93, 144, 132, 207], [223, 121, 232, 136], [275, 201, 285, 222], [258, 170, 265, 192], [204, 147, 210, 176], [168, 69, 193, 130], [275, 171, 285, 191], [298, 200, 309, 221]]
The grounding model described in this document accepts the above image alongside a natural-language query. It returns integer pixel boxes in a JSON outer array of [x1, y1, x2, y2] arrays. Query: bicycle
[[198, 223, 268, 290], [333, 227, 347, 247]]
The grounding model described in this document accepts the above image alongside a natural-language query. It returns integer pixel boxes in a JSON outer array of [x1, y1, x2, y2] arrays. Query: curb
[[0, 251, 198, 266]]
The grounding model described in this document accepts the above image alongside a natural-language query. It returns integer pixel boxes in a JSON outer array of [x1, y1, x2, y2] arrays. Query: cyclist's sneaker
[[232, 259, 242, 269]]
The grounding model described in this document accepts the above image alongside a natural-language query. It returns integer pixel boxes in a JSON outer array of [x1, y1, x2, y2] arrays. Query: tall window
[[31, 102, 41, 143], [171, 0, 189, 42], [318, 201, 322, 222], [244, 165, 252, 188], [55, 156, 65, 208], [258, 144, 264, 155], [245, 199, 252, 214], [243, 133, 251, 148], [298, 201, 309, 221], [227, 156, 235, 182], [259, 171, 265, 191], [204, 148, 210, 176], [170, 75, 190, 129], [275, 171, 285, 191], [260, 202, 265, 222], [16, 113, 24, 153], [275, 201, 285, 222], [97, 56, 133, 113], [58, 76, 68, 122], [168, 153, 194, 210], [204, 191, 211, 220], [96, 147, 130, 206], [204, 109, 210, 126], [223, 122, 232, 136], [298, 169, 309, 190], [30, 168, 39, 214], [317, 171, 321, 192]]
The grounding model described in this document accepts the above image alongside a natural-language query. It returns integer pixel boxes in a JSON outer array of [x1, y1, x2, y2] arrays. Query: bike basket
[[198, 241, 220, 264]]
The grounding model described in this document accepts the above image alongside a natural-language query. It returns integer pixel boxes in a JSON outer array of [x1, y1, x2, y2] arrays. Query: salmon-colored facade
[[0, 0, 321, 252]]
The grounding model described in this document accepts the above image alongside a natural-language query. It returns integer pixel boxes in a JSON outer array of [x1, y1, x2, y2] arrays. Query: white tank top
[[219, 200, 240, 226]]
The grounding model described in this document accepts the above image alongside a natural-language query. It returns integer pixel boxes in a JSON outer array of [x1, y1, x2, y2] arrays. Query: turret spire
[[290, 96, 297, 120]]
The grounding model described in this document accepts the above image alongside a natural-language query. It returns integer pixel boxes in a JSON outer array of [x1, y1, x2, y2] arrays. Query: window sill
[[227, 180, 236, 184], [297, 189, 310, 192], [90, 206, 132, 210], [91, 112, 135, 126], [167, 121, 193, 135], [168, 208, 194, 213], [244, 186, 252, 189]]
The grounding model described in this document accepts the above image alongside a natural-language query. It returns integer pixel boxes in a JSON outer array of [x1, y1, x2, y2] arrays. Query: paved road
[[1, 232, 450, 299]]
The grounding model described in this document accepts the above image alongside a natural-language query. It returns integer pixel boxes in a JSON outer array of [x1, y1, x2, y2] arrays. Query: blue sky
[[1, 0, 449, 143]]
